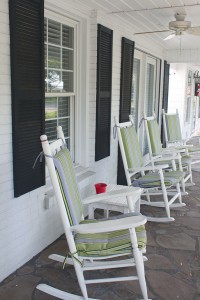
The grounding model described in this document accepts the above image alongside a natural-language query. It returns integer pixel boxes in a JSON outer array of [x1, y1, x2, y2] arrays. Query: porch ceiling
[[72, 0, 200, 51]]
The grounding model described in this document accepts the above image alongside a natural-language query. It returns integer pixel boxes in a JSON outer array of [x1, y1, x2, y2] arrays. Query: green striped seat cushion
[[166, 114, 182, 142], [147, 119, 162, 154], [132, 170, 184, 188], [54, 147, 83, 226], [155, 155, 192, 169], [120, 126, 143, 168], [75, 214, 146, 257]]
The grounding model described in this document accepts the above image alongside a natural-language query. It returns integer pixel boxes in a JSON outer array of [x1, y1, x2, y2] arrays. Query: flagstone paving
[[1, 170, 200, 299]]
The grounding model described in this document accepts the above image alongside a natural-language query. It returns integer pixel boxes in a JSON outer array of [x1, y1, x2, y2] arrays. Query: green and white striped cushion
[[132, 170, 184, 188], [121, 126, 143, 168], [166, 114, 182, 142], [147, 119, 162, 154], [155, 155, 192, 169], [55, 148, 83, 226], [75, 215, 146, 257]]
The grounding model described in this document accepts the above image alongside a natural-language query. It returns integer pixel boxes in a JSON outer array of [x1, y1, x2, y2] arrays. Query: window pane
[[44, 18, 47, 43], [48, 46, 60, 68], [63, 49, 74, 70], [143, 63, 155, 154], [48, 20, 61, 45], [58, 118, 70, 138], [63, 25, 74, 48], [145, 63, 155, 116], [45, 69, 48, 92], [45, 45, 47, 68], [45, 18, 75, 153], [131, 58, 140, 128], [58, 97, 70, 118], [46, 70, 63, 92], [62, 71, 73, 92], [45, 120, 57, 141], [45, 97, 57, 119], [185, 97, 191, 122]]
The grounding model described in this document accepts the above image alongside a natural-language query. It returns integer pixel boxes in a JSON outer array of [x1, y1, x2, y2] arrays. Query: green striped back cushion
[[54, 148, 83, 226], [147, 119, 162, 154], [166, 114, 182, 142], [120, 126, 143, 169], [75, 218, 146, 257]]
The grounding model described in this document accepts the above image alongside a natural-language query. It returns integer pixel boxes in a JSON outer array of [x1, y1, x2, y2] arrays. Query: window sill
[[45, 164, 95, 200]]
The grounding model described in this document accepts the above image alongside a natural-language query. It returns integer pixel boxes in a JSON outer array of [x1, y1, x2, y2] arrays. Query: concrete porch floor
[[1, 157, 200, 299]]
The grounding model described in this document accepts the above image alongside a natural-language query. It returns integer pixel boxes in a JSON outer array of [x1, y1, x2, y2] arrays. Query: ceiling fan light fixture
[[169, 20, 191, 30]]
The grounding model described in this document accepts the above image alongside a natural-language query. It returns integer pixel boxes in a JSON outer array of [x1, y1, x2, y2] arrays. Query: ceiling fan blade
[[164, 33, 176, 40], [187, 26, 200, 36], [133, 29, 170, 35]]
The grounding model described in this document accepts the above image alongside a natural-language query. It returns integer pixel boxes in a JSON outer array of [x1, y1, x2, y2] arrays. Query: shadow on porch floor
[[1, 160, 200, 299]]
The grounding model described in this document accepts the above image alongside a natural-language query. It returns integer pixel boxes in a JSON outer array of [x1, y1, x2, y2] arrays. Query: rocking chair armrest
[[128, 164, 169, 173], [172, 143, 193, 149], [71, 215, 147, 234], [82, 187, 143, 205], [162, 148, 185, 154], [150, 153, 181, 162], [168, 141, 193, 148]]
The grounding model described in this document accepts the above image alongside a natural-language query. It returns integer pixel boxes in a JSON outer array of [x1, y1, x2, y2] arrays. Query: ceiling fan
[[134, 13, 200, 40]]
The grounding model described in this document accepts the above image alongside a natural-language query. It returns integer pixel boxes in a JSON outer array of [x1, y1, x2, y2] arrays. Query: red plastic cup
[[95, 183, 107, 194]]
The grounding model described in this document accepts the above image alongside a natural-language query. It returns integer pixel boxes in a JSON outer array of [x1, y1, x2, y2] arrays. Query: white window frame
[[145, 56, 157, 116], [44, 9, 88, 166], [134, 50, 160, 156], [44, 13, 77, 159], [132, 50, 143, 131], [131, 57, 140, 130]]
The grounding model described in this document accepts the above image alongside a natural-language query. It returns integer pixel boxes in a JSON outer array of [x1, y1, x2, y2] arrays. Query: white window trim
[[134, 50, 161, 157], [44, 9, 89, 166]]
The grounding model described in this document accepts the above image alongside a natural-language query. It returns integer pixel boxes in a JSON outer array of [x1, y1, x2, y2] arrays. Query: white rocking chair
[[142, 113, 194, 188], [114, 117, 186, 223], [37, 134, 151, 300], [57, 125, 143, 218], [162, 109, 200, 165]]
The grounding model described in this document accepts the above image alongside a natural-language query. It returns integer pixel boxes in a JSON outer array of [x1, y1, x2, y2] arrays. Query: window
[[131, 51, 161, 156], [44, 17, 76, 152], [145, 61, 155, 117], [143, 57, 157, 154], [185, 97, 191, 123], [131, 58, 140, 128]]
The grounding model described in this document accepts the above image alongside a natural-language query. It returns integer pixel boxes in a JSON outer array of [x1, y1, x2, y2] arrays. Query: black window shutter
[[9, 0, 45, 197], [95, 24, 113, 161], [117, 37, 135, 185], [162, 60, 170, 113], [161, 60, 170, 145], [119, 38, 135, 122]]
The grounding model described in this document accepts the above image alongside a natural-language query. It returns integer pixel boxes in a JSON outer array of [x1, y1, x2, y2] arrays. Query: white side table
[[86, 184, 143, 219]]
